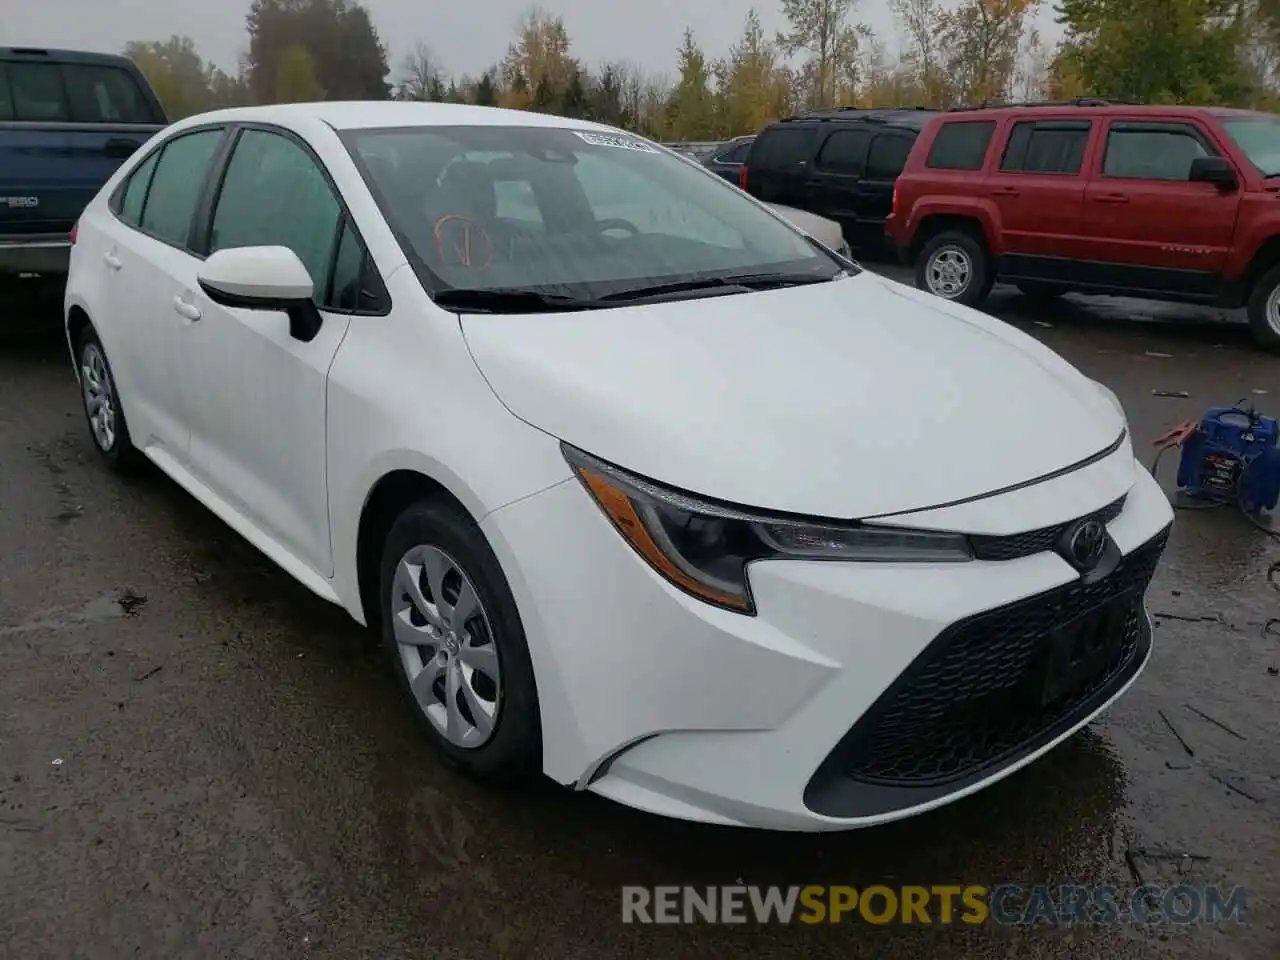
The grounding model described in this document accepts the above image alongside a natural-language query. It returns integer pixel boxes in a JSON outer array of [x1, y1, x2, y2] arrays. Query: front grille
[[970, 495, 1127, 561], [830, 526, 1168, 789]]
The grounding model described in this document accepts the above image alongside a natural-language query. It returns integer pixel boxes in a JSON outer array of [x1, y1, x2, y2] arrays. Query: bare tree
[[396, 41, 441, 101]]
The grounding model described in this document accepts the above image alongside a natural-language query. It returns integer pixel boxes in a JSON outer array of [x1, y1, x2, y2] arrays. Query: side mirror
[[197, 245, 323, 342], [1189, 156, 1237, 189]]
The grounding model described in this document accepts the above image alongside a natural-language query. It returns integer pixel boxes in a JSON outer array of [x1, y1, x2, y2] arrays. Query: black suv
[[739, 107, 938, 249]]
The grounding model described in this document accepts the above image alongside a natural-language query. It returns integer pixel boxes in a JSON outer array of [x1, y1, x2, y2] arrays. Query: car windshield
[[1221, 117, 1280, 177], [341, 124, 849, 307]]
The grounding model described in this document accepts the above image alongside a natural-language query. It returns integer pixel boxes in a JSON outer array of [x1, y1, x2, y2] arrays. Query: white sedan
[[64, 102, 1173, 831]]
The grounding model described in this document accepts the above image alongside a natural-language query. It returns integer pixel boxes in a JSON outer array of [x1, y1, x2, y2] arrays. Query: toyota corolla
[[63, 102, 1174, 831]]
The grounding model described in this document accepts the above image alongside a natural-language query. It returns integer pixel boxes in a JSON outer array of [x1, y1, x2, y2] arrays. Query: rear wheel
[[1246, 263, 1280, 353], [916, 230, 994, 308], [378, 498, 542, 784], [76, 328, 143, 471]]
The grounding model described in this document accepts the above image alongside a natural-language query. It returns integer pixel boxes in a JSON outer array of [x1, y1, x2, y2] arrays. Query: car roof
[[170, 100, 626, 134], [772, 107, 938, 131], [933, 99, 1278, 123], [0, 46, 140, 69]]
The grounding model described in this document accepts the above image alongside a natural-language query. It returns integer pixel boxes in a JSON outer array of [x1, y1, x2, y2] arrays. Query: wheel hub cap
[[927, 246, 972, 299], [81, 344, 116, 451], [391, 544, 502, 749]]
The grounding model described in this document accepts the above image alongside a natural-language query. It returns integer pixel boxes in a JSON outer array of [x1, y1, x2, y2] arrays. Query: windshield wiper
[[597, 271, 837, 304], [433, 287, 599, 314]]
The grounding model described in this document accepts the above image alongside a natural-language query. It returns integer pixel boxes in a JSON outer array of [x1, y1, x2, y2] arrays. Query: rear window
[[1000, 121, 1090, 175], [866, 132, 915, 179], [749, 126, 817, 170], [716, 140, 752, 164], [0, 60, 159, 123], [926, 120, 996, 171]]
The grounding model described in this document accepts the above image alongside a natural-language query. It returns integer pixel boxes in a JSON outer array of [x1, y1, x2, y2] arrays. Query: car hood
[[460, 272, 1124, 519]]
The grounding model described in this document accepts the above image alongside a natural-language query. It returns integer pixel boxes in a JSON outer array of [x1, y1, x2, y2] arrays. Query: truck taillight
[[69, 221, 78, 245], [738, 165, 748, 191]]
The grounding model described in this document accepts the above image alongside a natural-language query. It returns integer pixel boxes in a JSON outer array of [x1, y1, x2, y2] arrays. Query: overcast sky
[[6, 0, 1059, 82]]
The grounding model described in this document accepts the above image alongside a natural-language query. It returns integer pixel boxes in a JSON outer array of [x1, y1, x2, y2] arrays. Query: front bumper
[[480, 455, 1173, 831], [0, 236, 71, 277]]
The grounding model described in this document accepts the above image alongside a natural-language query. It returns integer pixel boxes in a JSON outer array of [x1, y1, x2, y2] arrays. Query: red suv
[[885, 99, 1280, 350]]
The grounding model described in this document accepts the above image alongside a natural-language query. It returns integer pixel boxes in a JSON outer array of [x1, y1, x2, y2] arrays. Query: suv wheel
[[917, 230, 993, 307], [1246, 264, 1280, 353]]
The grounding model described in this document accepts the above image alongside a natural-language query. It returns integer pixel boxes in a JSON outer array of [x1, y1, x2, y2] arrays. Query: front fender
[[904, 195, 1003, 256]]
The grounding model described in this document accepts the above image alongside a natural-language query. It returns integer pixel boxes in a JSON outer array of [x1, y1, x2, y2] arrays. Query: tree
[[124, 36, 248, 119], [1053, 0, 1251, 104], [475, 71, 498, 106], [777, 0, 865, 110], [561, 67, 590, 117], [718, 9, 792, 136], [276, 44, 324, 102], [502, 7, 577, 106], [395, 41, 441, 100], [893, 0, 951, 104], [940, 0, 1039, 104], [246, 0, 389, 103], [667, 29, 717, 138]]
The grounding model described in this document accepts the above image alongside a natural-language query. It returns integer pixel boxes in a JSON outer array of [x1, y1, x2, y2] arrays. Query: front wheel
[[1246, 264, 1280, 353], [915, 230, 994, 308], [378, 498, 542, 784]]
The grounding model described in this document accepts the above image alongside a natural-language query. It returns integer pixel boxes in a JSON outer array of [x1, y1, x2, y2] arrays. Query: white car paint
[[64, 101, 1174, 831]]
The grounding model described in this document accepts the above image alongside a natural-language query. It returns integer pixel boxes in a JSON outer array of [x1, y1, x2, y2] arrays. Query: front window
[[1221, 117, 1280, 177], [341, 125, 849, 309]]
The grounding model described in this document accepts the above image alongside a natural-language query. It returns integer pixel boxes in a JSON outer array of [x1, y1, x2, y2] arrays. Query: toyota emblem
[[1064, 518, 1108, 571]]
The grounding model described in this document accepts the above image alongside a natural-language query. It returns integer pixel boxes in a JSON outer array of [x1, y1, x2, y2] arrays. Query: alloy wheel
[[925, 245, 973, 299], [391, 544, 502, 748], [1266, 283, 1280, 337], [81, 343, 116, 452]]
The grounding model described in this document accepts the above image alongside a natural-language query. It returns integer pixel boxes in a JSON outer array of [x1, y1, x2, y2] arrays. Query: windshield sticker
[[571, 131, 659, 153]]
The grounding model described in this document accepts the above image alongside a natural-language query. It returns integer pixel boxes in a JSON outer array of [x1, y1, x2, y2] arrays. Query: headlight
[[562, 444, 972, 614]]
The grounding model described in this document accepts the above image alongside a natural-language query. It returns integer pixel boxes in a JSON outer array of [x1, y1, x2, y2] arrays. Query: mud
[[1, 274, 1277, 959]]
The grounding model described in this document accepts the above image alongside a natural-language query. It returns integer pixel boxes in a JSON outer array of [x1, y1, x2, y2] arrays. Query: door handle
[[104, 137, 140, 159], [172, 296, 202, 322], [991, 186, 1019, 196], [1095, 193, 1130, 203], [103, 251, 122, 270]]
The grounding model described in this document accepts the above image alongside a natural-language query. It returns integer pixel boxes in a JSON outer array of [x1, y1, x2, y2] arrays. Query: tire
[[1245, 263, 1280, 353], [378, 497, 542, 784], [1016, 282, 1066, 302], [75, 327, 143, 471], [916, 229, 994, 307]]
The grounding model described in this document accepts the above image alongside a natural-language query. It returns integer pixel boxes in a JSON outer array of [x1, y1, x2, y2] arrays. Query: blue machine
[[1176, 406, 1280, 514]]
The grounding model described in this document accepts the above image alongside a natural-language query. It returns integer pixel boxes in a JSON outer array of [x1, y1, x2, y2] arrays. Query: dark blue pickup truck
[[0, 47, 166, 286]]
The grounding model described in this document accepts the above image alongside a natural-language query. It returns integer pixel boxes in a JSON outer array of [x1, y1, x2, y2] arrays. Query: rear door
[[743, 123, 818, 208], [860, 129, 917, 226], [984, 118, 1093, 276], [806, 126, 873, 232], [1079, 118, 1242, 294], [0, 57, 163, 240]]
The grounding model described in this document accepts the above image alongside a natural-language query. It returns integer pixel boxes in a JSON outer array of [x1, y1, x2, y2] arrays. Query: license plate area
[[1039, 593, 1135, 706]]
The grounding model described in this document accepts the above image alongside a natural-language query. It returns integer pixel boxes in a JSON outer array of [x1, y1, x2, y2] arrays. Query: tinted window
[[865, 133, 914, 179], [5, 62, 68, 122], [1103, 125, 1210, 180], [328, 219, 387, 312], [750, 126, 817, 170], [210, 129, 342, 300], [345, 124, 843, 297], [119, 151, 159, 226], [1001, 121, 1090, 175], [816, 129, 872, 174], [0, 67, 12, 121], [139, 129, 223, 246], [717, 140, 752, 164], [63, 64, 157, 124], [926, 121, 996, 170]]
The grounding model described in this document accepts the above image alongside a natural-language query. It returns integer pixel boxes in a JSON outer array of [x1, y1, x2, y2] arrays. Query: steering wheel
[[596, 218, 641, 240]]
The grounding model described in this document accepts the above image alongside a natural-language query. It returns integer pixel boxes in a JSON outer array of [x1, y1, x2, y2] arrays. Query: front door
[[180, 126, 355, 577], [1079, 119, 1243, 295]]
